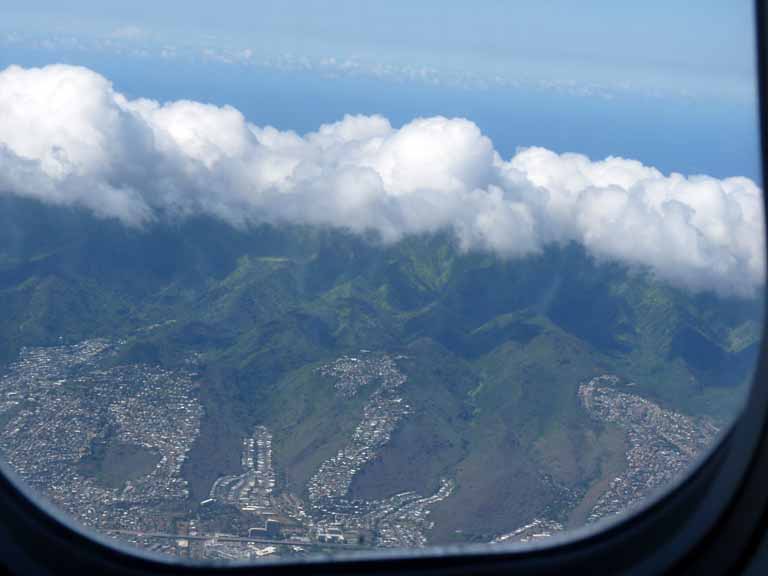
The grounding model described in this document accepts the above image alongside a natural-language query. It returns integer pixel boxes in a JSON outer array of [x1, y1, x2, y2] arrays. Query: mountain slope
[[0, 196, 761, 543]]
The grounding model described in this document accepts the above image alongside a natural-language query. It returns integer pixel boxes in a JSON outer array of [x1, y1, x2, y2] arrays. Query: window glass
[[0, 0, 762, 562]]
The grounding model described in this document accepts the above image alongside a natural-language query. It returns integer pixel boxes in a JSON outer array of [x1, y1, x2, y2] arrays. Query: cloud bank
[[0, 64, 763, 297]]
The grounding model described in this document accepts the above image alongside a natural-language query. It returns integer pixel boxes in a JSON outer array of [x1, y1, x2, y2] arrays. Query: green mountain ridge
[[0, 195, 761, 542]]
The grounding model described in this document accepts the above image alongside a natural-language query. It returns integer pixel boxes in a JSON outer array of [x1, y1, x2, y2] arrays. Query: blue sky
[[0, 0, 761, 179]]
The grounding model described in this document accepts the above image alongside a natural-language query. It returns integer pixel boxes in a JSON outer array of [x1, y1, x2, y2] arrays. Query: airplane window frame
[[1, 2, 768, 575]]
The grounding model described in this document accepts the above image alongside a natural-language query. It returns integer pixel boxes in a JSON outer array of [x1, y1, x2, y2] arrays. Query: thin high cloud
[[109, 25, 146, 40], [0, 32, 710, 100], [0, 64, 763, 297]]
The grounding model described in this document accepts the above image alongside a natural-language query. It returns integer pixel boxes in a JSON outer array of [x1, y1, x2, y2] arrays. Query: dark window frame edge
[[1, 2, 768, 574]]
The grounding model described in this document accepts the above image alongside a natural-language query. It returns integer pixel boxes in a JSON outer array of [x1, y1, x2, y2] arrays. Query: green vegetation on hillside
[[0, 196, 761, 542]]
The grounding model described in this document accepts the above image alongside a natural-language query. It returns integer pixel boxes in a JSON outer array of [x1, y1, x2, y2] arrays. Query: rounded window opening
[[0, 0, 763, 564]]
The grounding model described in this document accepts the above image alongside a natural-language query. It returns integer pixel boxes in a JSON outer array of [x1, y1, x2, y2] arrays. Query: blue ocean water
[[1, 48, 761, 182]]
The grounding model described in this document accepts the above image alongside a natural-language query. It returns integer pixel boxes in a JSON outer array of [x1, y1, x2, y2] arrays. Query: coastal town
[[201, 353, 455, 557], [0, 343, 455, 560], [0, 340, 720, 560], [0, 338, 203, 539], [489, 374, 721, 546], [578, 375, 719, 523]]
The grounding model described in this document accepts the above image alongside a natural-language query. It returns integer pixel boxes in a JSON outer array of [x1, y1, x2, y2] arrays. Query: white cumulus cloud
[[0, 64, 763, 297]]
